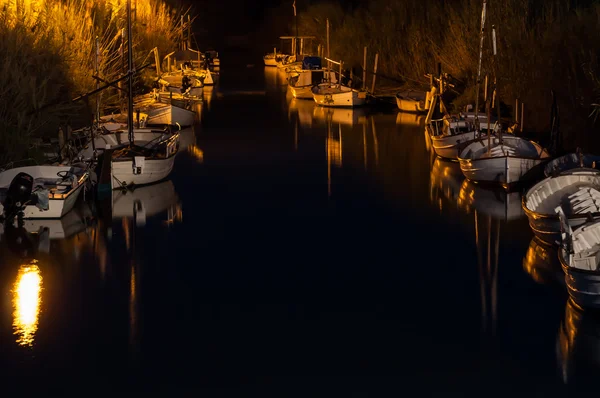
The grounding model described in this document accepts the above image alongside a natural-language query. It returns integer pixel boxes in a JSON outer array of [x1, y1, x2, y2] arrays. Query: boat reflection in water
[[522, 236, 563, 287], [178, 126, 196, 150], [203, 85, 214, 110], [396, 111, 425, 127], [13, 260, 42, 347], [429, 158, 465, 212], [288, 97, 316, 128], [557, 298, 600, 388], [313, 106, 368, 126], [458, 179, 525, 221], [112, 180, 182, 227]]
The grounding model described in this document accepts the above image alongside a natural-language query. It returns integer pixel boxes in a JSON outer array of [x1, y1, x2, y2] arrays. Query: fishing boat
[[395, 89, 430, 114], [74, 125, 175, 162], [426, 87, 497, 160], [263, 51, 281, 67], [523, 163, 600, 245], [557, 208, 600, 309], [110, 0, 180, 191], [312, 83, 367, 107], [0, 164, 89, 220], [134, 92, 195, 127], [458, 135, 551, 188], [312, 57, 367, 107], [287, 56, 331, 99]]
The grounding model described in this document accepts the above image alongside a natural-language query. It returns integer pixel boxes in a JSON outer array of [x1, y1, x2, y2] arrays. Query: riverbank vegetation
[[0, 0, 181, 165], [292, 0, 600, 150]]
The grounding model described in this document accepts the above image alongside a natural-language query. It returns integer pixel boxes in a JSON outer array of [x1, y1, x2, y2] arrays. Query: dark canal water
[[0, 58, 593, 395]]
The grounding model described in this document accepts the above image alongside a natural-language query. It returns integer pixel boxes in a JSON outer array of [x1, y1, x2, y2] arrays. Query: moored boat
[[557, 210, 600, 309], [458, 135, 551, 188], [0, 165, 89, 220], [523, 167, 600, 245]]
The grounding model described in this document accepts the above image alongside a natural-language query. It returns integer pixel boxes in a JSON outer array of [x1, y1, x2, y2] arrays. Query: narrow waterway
[[0, 59, 589, 394]]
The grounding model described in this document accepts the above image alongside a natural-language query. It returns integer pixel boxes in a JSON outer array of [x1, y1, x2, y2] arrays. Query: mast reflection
[[13, 261, 42, 347], [557, 299, 600, 388]]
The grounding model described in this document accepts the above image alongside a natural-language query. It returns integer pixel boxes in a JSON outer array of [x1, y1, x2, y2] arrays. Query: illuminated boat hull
[[312, 84, 367, 107], [523, 169, 600, 245], [0, 166, 88, 219], [458, 136, 550, 187], [110, 134, 179, 190]]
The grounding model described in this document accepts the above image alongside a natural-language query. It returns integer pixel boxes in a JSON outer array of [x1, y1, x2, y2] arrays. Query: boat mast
[[474, 0, 487, 135], [293, 0, 298, 58], [126, 0, 134, 146]]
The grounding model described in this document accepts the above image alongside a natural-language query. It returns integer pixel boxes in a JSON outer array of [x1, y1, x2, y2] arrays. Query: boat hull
[[396, 96, 427, 114], [459, 155, 545, 185], [290, 85, 313, 99], [111, 155, 176, 190], [522, 168, 600, 245], [431, 131, 480, 160], [560, 248, 600, 309], [313, 89, 367, 107], [144, 103, 195, 127], [264, 58, 278, 67]]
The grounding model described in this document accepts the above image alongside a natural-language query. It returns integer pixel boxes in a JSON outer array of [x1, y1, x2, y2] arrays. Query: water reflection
[[112, 180, 181, 227], [557, 299, 600, 388], [13, 261, 42, 347], [458, 180, 525, 221], [288, 97, 315, 128], [429, 158, 465, 213], [313, 106, 368, 126], [264, 67, 288, 92], [396, 111, 425, 126], [204, 85, 214, 109], [523, 237, 563, 286]]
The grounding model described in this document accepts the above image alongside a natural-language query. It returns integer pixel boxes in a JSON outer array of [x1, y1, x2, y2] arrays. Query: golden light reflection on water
[[188, 144, 204, 163], [13, 261, 42, 347]]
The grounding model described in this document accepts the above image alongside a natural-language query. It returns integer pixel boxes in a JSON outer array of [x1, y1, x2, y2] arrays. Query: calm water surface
[[0, 61, 592, 395]]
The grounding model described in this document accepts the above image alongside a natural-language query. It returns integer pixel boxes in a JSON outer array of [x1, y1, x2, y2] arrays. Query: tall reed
[[0, 0, 181, 164]]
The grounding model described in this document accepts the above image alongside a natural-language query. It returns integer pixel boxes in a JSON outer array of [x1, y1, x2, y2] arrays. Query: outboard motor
[[2, 172, 34, 221]]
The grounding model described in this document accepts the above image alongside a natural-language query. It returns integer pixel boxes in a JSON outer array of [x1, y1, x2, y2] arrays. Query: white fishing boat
[[395, 90, 430, 114], [0, 165, 89, 219], [426, 91, 497, 160], [110, 131, 179, 190], [74, 126, 174, 162], [312, 83, 367, 107], [523, 165, 600, 245], [288, 56, 335, 99], [458, 135, 551, 188], [134, 93, 195, 127], [557, 208, 600, 309], [110, 0, 181, 191], [263, 52, 281, 67]]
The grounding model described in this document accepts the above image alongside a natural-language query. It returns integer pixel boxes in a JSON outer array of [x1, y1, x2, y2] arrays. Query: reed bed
[[0, 0, 181, 164], [295, 0, 600, 149]]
